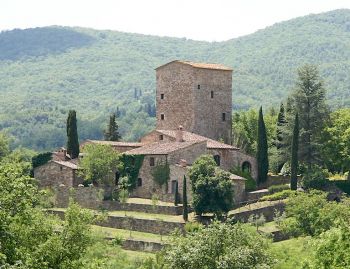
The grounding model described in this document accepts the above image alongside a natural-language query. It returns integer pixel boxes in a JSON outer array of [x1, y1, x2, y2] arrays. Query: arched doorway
[[242, 161, 251, 173], [213, 155, 221, 166]]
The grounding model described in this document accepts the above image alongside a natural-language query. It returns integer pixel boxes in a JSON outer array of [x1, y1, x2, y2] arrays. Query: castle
[[34, 60, 257, 204]]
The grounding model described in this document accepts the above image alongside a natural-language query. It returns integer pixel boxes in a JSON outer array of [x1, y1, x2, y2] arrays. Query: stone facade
[[156, 61, 232, 144], [34, 161, 83, 188], [131, 141, 206, 200]]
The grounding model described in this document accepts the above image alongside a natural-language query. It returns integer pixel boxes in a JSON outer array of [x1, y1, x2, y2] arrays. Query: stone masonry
[[156, 61, 233, 144]]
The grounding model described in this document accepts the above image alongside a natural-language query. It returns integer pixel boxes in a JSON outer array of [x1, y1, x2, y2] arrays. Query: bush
[[231, 166, 256, 191], [184, 222, 203, 233], [268, 184, 290, 194], [302, 166, 329, 190], [335, 180, 350, 195], [260, 190, 297, 201]]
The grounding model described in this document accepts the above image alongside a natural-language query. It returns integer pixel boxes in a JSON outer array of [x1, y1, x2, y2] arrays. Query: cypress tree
[[257, 107, 269, 184], [174, 181, 179, 206], [276, 103, 287, 172], [182, 175, 188, 221], [66, 110, 79, 159], [291, 113, 299, 190], [104, 114, 121, 141]]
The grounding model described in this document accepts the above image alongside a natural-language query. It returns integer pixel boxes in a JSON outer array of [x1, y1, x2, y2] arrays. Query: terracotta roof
[[156, 60, 232, 71], [125, 141, 203, 155], [85, 140, 144, 147], [53, 160, 78, 170], [156, 130, 239, 150]]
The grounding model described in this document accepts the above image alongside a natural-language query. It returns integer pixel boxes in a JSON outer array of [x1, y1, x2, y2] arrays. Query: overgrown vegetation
[[151, 160, 170, 186], [120, 154, 145, 191]]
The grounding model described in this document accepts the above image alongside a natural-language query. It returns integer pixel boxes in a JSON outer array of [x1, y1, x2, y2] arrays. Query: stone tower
[[155, 60, 233, 144]]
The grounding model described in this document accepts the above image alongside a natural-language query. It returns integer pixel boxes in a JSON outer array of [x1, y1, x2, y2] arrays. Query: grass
[[92, 225, 169, 242], [259, 221, 279, 233], [229, 200, 282, 215], [50, 207, 185, 222], [271, 237, 313, 269], [126, 198, 178, 206]]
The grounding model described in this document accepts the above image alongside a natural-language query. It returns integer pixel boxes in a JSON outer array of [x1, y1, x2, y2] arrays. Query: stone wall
[[34, 161, 79, 188], [55, 186, 183, 215], [156, 62, 195, 131], [229, 202, 285, 223], [48, 209, 185, 234], [192, 67, 232, 144]]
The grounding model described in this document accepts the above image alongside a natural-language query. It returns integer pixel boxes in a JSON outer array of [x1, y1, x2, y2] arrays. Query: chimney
[[53, 147, 68, 161], [176, 125, 184, 142]]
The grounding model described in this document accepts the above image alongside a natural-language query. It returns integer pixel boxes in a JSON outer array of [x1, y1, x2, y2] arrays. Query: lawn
[[92, 225, 169, 242], [271, 237, 313, 269]]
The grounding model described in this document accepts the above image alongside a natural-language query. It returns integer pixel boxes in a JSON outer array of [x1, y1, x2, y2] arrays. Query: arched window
[[213, 155, 220, 166], [242, 161, 251, 173]]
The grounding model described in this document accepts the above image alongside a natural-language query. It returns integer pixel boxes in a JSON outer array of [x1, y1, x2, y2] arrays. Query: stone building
[[156, 60, 233, 144], [34, 148, 83, 188], [34, 60, 257, 205]]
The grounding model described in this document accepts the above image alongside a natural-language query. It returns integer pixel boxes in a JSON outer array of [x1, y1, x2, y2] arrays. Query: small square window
[[160, 114, 165, 120], [222, 113, 226, 121], [159, 135, 164, 140], [160, 94, 164, 99], [137, 178, 142, 187], [211, 91, 214, 98], [150, 157, 155, 166], [197, 85, 200, 89]]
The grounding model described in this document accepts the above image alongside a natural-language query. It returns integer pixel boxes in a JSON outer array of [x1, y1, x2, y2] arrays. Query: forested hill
[[0, 9, 349, 150]]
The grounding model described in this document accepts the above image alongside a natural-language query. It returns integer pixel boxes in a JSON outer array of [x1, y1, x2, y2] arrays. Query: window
[[222, 113, 226, 121], [137, 178, 142, 187], [214, 155, 221, 166], [150, 157, 155, 166], [60, 166, 63, 171], [160, 114, 165, 120], [160, 93, 164, 99], [197, 84, 201, 89], [211, 91, 214, 98], [171, 180, 177, 194], [159, 134, 164, 140]]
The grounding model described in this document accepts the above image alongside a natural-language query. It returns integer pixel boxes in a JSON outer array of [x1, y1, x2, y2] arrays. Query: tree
[[163, 222, 274, 269], [189, 155, 234, 216], [0, 160, 95, 268], [0, 132, 10, 160], [104, 113, 121, 141], [79, 144, 122, 186], [174, 181, 179, 206], [182, 175, 188, 222], [290, 113, 299, 190], [276, 103, 288, 171], [66, 110, 80, 159], [257, 107, 269, 184], [289, 64, 330, 170], [321, 108, 350, 177]]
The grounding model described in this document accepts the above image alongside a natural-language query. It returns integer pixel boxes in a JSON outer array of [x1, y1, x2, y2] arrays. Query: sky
[[1, 0, 350, 41]]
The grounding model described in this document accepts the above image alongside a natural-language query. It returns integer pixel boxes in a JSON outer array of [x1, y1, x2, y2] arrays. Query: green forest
[[0, 9, 349, 150]]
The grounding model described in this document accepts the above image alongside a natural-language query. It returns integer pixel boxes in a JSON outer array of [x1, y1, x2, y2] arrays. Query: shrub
[[334, 180, 350, 195], [111, 235, 123, 246], [260, 190, 297, 201], [184, 222, 203, 233], [268, 184, 290, 194], [231, 166, 256, 191], [302, 166, 329, 190]]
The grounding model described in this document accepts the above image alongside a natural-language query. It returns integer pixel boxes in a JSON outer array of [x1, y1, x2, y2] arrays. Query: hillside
[[0, 9, 349, 150]]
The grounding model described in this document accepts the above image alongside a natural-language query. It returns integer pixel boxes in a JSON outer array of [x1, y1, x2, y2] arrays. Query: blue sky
[[2, 0, 350, 41]]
